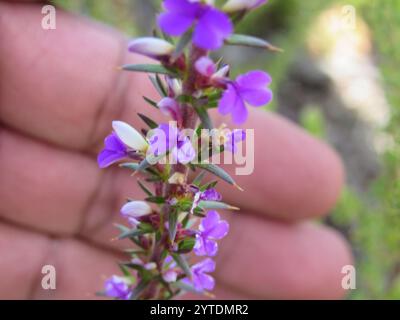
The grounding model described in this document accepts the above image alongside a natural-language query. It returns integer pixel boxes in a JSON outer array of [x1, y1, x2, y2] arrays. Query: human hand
[[0, 1, 352, 299]]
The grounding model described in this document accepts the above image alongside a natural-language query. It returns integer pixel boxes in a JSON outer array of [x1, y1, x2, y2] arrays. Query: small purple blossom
[[218, 70, 273, 124], [149, 123, 196, 164], [104, 275, 131, 300], [224, 129, 246, 153], [162, 256, 179, 283], [190, 187, 222, 213], [97, 132, 127, 168], [194, 210, 229, 256], [195, 56, 230, 82], [158, 97, 182, 123], [201, 189, 222, 202], [184, 258, 216, 291], [195, 56, 217, 77], [158, 0, 233, 50]]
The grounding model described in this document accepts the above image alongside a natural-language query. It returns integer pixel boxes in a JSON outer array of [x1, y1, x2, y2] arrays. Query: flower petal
[[231, 99, 248, 124], [218, 84, 237, 115], [197, 273, 215, 291], [208, 221, 229, 240], [194, 257, 216, 273], [104, 132, 126, 152], [176, 139, 196, 164], [236, 71, 272, 107], [204, 239, 218, 256], [97, 150, 126, 168], [149, 123, 179, 156], [163, 270, 178, 283], [223, 0, 267, 12], [236, 70, 272, 88], [158, 12, 194, 36], [128, 37, 174, 58], [193, 8, 233, 50], [163, 0, 199, 13], [240, 87, 273, 106], [200, 210, 220, 231], [200, 189, 222, 201], [120, 201, 152, 218], [104, 276, 131, 300], [112, 121, 148, 151], [195, 56, 216, 77]]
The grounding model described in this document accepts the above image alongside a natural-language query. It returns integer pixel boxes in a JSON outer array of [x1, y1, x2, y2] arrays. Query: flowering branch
[[98, 0, 274, 300]]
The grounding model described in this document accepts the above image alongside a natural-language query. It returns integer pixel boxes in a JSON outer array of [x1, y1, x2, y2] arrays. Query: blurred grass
[[52, 0, 400, 299]]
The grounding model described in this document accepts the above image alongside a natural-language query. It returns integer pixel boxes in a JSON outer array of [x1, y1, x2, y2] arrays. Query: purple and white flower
[[97, 121, 148, 168], [195, 56, 230, 82], [184, 258, 216, 291], [194, 210, 229, 256], [218, 70, 273, 124], [190, 187, 222, 213], [158, 0, 233, 50], [148, 123, 196, 164], [158, 97, 182, 123], [224, 129, 246, 153], [97, 132, 128, 168], [162, 256, 179, 283], [103, 275, 131, 300]]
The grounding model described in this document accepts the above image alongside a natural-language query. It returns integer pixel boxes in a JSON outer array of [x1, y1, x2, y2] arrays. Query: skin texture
[[0, 1, 353, 299]]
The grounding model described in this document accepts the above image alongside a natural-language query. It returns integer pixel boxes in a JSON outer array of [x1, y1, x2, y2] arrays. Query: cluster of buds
[[98, 0, 275, 300]]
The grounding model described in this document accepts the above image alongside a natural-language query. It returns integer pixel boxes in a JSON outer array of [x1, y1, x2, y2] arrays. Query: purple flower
[[97, 133, 127, 168], [98, 121, 149, 168], [158, 97, 182, 123], [149, 123, 179, 157], [224, 129, 246, 153], [162, 256, 179, 283], [184, 258, 216, 291], [158, 0, 233, 50], [218, 70, 273, 124], [201, 189, 222, 202], [190, 187, 222, 213], [194, 210, 229, 256], [103, 275, 131, 300], [148, 123, 196, 164], [195, 56, 217, 77]]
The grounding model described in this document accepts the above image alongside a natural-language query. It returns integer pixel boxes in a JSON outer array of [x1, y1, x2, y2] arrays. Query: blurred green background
[[54, 0, 400, 299]]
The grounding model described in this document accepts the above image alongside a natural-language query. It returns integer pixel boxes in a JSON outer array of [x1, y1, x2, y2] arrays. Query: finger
[[213, 212, 353, 299], [210, 108, 344, 220], [0, 127, 141, 250], [0, 222, 121, 299], [0, 2, 162, 151]]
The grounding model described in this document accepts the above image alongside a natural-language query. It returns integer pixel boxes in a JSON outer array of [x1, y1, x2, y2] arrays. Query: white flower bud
[[223, 0, 266, 12], [120, 201, 152, 218], [163, 270, 178, 283], [168, 172, 185, 185], [212, 65, 230, 79], [112, 121, 148, 151], [168, 78, 182, 96], [128, 37, 174, 59]]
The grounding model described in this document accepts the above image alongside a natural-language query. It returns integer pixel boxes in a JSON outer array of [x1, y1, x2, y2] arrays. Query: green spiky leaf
[[195, 163, 238, 187], [138, 113, 158, 129], [225, 34, 282, 52], [122, 64, 176, 76]]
